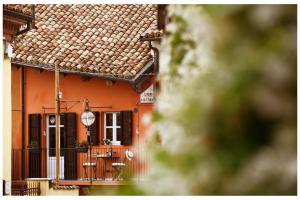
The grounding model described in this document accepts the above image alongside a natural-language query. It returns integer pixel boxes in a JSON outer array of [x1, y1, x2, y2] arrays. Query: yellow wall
[[3, 41, 12, 193]]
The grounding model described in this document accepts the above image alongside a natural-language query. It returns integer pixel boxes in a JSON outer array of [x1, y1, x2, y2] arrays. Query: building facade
[[2, 4, 34, 195], [9, 4, 163, 193]]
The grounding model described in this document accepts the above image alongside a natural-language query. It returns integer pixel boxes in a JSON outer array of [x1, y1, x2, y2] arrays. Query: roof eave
[[130, 60, 154, 84], [3, 9, 34, 22], [11, 60, 154, 83]]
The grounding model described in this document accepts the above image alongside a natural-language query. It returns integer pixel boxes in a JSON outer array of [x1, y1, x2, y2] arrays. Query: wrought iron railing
[[12, 147, 148, 182], [11, 181, 40, 196]]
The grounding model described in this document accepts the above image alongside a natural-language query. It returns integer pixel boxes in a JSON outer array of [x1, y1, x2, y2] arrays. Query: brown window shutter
[[63, 112, 77, 180], [89, 112, 99, 146], [121, 111, 133, 146], [28, 114, 41, 178], [63, 113, 77, 148], [28, 114, 41, 146]]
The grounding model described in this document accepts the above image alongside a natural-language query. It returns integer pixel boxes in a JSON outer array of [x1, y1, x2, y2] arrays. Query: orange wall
[[15, 67, 154, 150]]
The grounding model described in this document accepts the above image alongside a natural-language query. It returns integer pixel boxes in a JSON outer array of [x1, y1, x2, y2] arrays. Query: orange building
[[10, 4, 163, 186]]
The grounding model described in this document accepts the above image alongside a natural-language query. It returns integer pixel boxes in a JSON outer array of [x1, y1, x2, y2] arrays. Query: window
[[104, 112, 121, 145], [104, 111, 133, 146]]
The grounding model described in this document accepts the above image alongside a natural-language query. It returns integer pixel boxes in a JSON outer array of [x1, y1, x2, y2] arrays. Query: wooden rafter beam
[[3, 15, 28, 25], [59, 72, 67, 77], [82, 76, 92, 82]]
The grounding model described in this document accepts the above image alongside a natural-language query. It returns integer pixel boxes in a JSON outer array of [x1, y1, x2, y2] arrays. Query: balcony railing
[[11, 181, 40, 196], [12, 147, 148, 183]]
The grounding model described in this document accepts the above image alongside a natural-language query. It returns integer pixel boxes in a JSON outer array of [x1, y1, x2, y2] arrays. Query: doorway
[[46, 114, 65, 179]]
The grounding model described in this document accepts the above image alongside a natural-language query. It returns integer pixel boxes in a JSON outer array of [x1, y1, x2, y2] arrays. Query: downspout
[[21, 66, 25, 179], [31, 5, 35, 29], [148, 41, 160, 97], [148, 41, 159, 74], [18, 5, 35, 180]]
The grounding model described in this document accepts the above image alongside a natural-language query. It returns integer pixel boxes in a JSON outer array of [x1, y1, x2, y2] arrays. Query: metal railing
[[11, 181, 40, 196], [12, 147, 149, 182]]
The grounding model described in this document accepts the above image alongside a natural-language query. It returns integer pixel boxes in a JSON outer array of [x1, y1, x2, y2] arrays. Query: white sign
[[140, 84, 155, 103], [6, 43, 13, 58], [5, 181, 11, 195]]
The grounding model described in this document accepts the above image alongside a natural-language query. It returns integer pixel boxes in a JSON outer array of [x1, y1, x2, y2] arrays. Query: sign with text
[[140, 84, 155, 103]]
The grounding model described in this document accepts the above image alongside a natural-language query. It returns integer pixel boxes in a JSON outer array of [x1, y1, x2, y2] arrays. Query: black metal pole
[[88, 126, 92, 183]]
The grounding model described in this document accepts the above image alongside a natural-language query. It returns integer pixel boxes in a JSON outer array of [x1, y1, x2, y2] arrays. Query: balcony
[[12, 147, 148, 185]]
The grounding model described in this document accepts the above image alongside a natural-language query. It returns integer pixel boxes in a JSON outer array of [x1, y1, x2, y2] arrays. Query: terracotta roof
[[12, 4, 158, 81], [3, 4, 33, 16]]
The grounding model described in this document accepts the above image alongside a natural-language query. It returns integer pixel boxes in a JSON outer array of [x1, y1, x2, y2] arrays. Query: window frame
[[46, 115, 65, 157], [104, 112, 121, 145]]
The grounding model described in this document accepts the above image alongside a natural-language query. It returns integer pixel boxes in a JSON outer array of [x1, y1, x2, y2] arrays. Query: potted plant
[[28, 140, 39, 149], [75, 140, 89, 153], [27, 140, 40, 153]]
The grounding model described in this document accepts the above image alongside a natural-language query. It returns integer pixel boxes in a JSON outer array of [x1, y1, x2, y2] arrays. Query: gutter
[[16, 5, 35, 36], [3, 9, 34, 22], [131, 60, 154, 83], [12, 60, 154, 84]]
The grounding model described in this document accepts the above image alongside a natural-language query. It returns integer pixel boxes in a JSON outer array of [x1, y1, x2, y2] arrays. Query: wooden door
[[63, 113, 77, 180]]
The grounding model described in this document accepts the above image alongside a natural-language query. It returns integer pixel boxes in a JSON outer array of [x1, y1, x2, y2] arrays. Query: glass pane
[[49, 115, 64, 125], [49, 127, 65, 156], [60, 127, 64, 156], [106, 113, 113, 126], [117, 128, 122, 142], [60, 114, 65, 125], [60, 127, 64, 148], [106, 128, 113, 141], [116, 113, 121, 126], [49, 127, 55, 156], [49, 115, 56, 125]]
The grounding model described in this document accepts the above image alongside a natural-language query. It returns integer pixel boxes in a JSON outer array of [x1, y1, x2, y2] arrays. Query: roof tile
[[12, 4, 158, 80], [4, 4, 33, 16]]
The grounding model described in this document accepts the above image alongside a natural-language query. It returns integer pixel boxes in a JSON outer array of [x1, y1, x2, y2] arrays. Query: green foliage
[[102, 5, 297, 196], [151, 111, 163, 122], [140, 5, 297, 195], [28, 140, 39, 148], [169, 14, 196, 78], [75, 139, 89, 147], [74, 140, 80, 147]]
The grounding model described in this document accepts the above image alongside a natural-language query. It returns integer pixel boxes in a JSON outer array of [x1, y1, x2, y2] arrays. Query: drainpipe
[[148, 41, 160, 98], [31, 5, 35, 29], [21, 66, 25, 179], [148, 41, 159, 74]]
